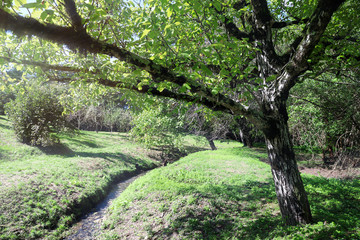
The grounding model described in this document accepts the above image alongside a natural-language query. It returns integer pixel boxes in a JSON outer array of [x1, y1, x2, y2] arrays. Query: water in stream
[[66, 172, 146, 240]]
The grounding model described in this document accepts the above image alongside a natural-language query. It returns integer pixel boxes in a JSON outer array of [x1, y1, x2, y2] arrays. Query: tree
[[1, 0, 359, 225], [181, 105, 234, 150], [289, 72, 360, 167]]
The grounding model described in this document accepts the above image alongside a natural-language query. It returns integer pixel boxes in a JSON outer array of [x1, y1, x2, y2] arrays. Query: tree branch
[[250, 0, 284, 74], [224, 20, 253, 42], [50, 76, 238, 114], [0, 56, 84, 72], [272, 18, 309, 29], [277, 0, 347, 95], [63, 0, 83, 30]]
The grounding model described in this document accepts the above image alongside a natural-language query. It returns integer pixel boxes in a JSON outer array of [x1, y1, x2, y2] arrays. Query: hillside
[[0, 115, 160, 239], [100, 143, 360, 239]]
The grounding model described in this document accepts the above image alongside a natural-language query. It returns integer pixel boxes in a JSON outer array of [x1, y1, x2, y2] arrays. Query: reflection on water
[[66, 172, 146, 240]]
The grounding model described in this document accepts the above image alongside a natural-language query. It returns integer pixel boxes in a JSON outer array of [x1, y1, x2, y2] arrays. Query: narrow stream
[[66, 172, 146, 240]]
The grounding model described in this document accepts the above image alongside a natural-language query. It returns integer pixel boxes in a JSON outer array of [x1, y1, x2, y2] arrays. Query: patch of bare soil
[[299, 166, 360, 179], [0, 173, 38, 189]]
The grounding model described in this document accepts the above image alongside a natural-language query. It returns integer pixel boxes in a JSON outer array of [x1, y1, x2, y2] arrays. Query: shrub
[[5, 87, 75, 146], [130, 106, 185, 163], [0, 91, 15, 115]]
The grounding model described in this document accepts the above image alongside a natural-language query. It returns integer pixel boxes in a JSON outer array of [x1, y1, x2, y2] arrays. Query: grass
[[0, 115, 161, 239], [1, 114, 359, 239], [100, 142, 360, 239]]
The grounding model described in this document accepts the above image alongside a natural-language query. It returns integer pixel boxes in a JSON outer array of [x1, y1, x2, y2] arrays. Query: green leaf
[[40, 10, 54, 20], [211, 43, 225, 48], [22, 2, 41, 8], [132, 69, 143, 76], [140, 29, 151, 39], [200, 64, 213, 75], [166, 8, 173, 18], [213, 1, 222, 11], [179, 83, 191, 93]]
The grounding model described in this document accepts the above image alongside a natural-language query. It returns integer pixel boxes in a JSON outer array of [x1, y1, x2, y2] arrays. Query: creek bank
[[66, 172, 147, 239], [63, 165, 157, 239]]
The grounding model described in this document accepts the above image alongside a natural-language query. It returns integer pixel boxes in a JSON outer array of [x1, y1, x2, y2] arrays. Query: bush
[[130, 106, 185, 162], [5, 87, 75, 146], [0, 91, 15, 115], [110, 108, 133, 132]]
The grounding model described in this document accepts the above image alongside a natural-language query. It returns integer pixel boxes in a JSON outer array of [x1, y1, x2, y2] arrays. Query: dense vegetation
[[5, 86, 75, 146]]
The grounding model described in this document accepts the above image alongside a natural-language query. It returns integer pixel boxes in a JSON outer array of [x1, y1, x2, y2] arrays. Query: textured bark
[[264, 121, 312, 224], [261, 98, 312, 225]]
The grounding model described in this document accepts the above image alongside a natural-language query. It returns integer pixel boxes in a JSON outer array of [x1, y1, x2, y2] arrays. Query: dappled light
[[1, 0, 359, 238]]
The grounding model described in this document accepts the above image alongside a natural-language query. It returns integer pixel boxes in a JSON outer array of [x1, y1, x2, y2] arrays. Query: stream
[[66, 172, 146, 240]]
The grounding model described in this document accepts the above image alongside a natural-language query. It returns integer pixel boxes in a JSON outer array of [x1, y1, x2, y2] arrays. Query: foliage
[[104, 107, 132, 133], [289, 73, 360, 167], [182, 105, 234, 142], [1, 0, 359, 225], [0, 91, 15, 115], [0, 69, 22, 115], [66, 91, 133, 132], [0, 116, 158, 239], [5, 85, 75, 146], [130, 104, 185, 161]]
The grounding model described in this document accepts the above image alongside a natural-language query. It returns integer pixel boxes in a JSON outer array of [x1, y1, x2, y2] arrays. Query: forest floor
[[300, 166, 360, 179]]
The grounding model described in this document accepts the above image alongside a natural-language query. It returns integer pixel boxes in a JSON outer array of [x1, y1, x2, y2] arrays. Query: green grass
[[100, 143, 360, 240], [0, 115, 160, 239], [1, 114, 359, 239]]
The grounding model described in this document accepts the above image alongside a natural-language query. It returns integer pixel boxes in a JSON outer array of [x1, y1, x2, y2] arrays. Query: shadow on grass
[[0, 122, 11, 130], [38, 144, 155, 169], [61, 136, 99, 148], [0, 115, 12, 130], [37, 143, 75, 156], [74, 151, 148, 166], [151, 178, 283, 239], [304, 176, 360, 230], [150, 176, 360, 239]]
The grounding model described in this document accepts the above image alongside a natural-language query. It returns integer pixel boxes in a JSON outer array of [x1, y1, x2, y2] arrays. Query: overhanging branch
[[50, 76, 238, 114], [278, 0, 347, 95], [0, 56, 84, 72], [272, 18, 309, 29]]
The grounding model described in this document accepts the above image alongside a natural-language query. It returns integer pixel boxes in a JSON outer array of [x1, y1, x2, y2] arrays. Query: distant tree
[[289, 72, 360, 167], [182, 105, 233, 150], [0, 69, 21, 115], [130, 104, 185, 165]]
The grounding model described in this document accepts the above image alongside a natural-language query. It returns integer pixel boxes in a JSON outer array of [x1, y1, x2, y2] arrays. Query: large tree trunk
[[262, 108, 312, 225]]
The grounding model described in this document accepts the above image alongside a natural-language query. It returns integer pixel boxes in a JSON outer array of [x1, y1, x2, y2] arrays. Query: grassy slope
[[101, 143, 360, 240], [0, 115, 159, 239]]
